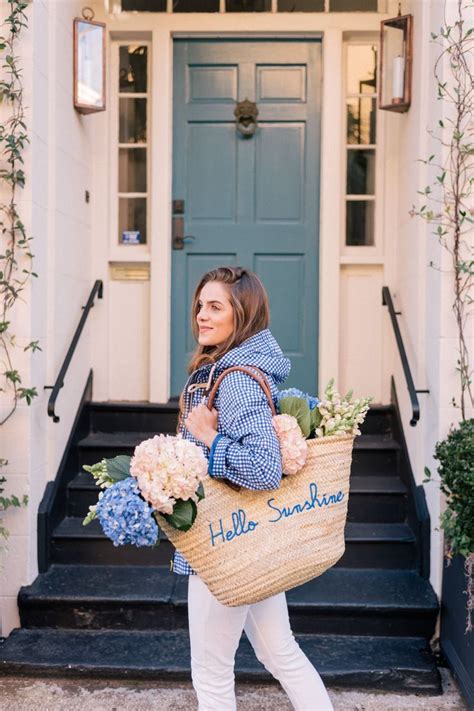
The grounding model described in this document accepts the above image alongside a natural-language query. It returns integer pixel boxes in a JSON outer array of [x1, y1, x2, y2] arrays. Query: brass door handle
[[172, 215, 196, 250]]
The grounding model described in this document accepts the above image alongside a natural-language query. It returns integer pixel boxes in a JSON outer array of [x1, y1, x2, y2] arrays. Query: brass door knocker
[[234, 98, 259, 138]]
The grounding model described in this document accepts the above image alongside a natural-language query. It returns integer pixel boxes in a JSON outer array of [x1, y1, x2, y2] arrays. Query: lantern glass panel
[[76, 20, 104, 110], [346, 45, 377, 94], [381, 24, 406, 106]]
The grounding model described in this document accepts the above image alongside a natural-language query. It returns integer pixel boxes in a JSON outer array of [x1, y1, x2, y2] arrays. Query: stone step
[[88, 401, 179, 436], [50, 517, 417, 569], [76, 430, 401, 476], [18, 565, 438, 638], [86, 402, 394, 437], [66, 471, 408, 523], [0, 627, 441, 694]]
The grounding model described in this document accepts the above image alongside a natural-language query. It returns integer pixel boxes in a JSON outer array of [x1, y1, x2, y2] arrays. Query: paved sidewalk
[[0, 668, 467, 710]]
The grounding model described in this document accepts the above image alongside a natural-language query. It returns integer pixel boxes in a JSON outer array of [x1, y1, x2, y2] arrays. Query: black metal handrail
[[382, 286, 429, 427], [45, 280, 103, 423]]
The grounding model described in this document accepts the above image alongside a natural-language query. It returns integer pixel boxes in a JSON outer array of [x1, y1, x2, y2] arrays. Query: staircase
[[0, 398, 441, 694]]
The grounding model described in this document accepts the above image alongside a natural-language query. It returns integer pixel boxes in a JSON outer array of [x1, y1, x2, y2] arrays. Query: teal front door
[[171, 39, 321, 397]]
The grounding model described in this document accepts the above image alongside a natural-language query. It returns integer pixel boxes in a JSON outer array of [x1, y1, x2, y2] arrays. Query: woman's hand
[[184, 401, 219, 448]]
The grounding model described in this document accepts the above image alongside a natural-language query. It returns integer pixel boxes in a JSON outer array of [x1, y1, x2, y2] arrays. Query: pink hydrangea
[[272, 414, 308, 475], [130, 433, 208, 514]]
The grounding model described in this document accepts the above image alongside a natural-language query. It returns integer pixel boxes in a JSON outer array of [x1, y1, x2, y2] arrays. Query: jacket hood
[[213, 328, 291, 384]]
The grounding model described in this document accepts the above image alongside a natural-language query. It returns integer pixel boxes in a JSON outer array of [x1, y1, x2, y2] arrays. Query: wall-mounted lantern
[[73, 8, 106, 114], [379, 6, 413, 113]]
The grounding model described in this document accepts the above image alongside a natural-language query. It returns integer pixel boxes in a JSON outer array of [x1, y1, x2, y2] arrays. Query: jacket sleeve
[[207, 370, 282, 490]]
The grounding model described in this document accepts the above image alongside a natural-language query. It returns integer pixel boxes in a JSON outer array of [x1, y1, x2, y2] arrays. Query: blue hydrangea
[[276, 387, 320, 412], [95, 476, 159, 547]]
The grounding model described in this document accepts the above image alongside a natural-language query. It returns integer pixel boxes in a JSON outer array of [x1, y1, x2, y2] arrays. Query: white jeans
[[187, 574, 333, 711]]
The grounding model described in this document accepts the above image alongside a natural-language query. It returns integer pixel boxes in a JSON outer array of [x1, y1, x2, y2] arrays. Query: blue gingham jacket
[[171, 328, 291, 575]]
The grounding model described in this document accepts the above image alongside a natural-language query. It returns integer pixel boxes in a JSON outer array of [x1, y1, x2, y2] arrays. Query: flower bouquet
[[82, 434, 208, 547], [272, 378, 372, 476]]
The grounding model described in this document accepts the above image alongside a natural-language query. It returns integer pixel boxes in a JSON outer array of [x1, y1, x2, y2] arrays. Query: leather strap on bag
[[206, 365, 276, 416], [202, 365, 277, 492]]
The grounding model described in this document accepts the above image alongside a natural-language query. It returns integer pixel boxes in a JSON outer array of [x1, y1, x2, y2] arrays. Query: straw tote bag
[[156, 366, 355, 606]]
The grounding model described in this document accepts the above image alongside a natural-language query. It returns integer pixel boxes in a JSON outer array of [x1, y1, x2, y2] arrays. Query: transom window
[[121, 0, 382, 11]]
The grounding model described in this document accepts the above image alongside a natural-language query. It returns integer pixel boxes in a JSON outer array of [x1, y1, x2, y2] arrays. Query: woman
[[173, 266, 333, 711]]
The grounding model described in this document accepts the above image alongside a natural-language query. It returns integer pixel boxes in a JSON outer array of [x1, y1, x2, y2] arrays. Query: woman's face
[[196, 281, 234, 347]]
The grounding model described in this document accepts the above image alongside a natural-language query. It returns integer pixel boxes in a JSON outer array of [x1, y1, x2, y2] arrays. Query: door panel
[[188, 124, 237, 221], [256, 124, 305, 222], [171, 40, 321, 397]]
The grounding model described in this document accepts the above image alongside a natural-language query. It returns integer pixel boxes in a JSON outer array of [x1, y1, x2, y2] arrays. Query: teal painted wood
[[171, 39, 321, 398]]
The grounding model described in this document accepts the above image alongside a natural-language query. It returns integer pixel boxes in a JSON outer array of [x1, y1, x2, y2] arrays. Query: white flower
[[272, 414, 308, 475], [130, 434, 208, 514]]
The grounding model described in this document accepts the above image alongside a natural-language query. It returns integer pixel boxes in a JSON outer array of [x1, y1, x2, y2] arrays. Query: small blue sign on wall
[[122, 230, 141, 244]]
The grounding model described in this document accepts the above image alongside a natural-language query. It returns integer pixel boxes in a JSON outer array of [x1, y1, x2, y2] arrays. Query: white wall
[[0, 0, 95, 636], [391, 0, 474, 595]]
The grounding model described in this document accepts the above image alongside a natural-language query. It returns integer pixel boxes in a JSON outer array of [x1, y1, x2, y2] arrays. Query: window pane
[[227, 0, 271, 9], [347, 98, 376, 144], [347, 149, 375, 194], [346, 200, 375, 246], [119, 148, 147, 193], [119, 98, 147, 143], [122, 0, 166, 9], [173, 0, 219, 10], [119, 46, 148, 92], [119, 198, 147, 244], [346, 45, 377, 94], [331, 0, 377, 10], [278, 0, 324, 10]]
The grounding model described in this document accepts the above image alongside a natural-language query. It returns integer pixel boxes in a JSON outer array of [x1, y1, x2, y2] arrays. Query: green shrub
[[425, 418, 474, 558]]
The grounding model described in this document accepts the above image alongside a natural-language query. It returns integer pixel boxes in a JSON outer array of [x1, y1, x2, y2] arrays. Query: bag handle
[[203, 365, 276, 493], [206, 365, 276, 416]]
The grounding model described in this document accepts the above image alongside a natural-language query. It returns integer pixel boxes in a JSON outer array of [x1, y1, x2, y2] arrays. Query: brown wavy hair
[[176, 266, 270, 431]]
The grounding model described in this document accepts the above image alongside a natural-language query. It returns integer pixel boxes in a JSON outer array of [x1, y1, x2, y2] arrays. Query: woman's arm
[[208, 370, 282, 490]]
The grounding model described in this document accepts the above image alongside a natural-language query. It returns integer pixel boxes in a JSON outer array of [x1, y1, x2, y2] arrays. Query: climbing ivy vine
[[0, 1, 33, 547]]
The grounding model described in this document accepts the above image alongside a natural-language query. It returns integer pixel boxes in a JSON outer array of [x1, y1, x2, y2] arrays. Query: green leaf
[[279, 396, 311, 437], [163, 498, 197, 532], [105, 455, 132, 480], [18, 386, 38, 405], [310, 406, 322, 433], [196, 482, 205, 502], [82, 506, 97, 526]]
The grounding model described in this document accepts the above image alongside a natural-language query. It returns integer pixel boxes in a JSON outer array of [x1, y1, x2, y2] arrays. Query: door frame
[[111, 24, 352, 403], [169, 37, 323, 398]]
